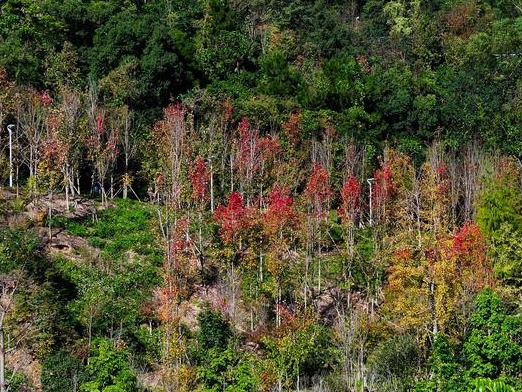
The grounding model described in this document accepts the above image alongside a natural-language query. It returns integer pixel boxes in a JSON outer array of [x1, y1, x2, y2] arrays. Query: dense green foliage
[[0, 0, 521, 150]]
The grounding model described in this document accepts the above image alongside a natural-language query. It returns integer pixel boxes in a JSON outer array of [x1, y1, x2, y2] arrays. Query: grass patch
[[66, 198, 162, 265]]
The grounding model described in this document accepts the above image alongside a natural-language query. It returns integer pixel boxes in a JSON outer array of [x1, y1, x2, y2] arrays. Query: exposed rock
[[43, 230, 100, 261], [0, 188, 17, 201], [313, 286, 341, 325], [7, 348, 41, 391], [25, 195, 101, 224]]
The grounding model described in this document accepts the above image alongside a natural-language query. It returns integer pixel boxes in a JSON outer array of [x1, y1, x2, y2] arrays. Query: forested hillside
[[1, 0, 522, 391]]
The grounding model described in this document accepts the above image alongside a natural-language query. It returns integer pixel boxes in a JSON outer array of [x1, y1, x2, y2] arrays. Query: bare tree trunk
[[64, 174, 70, 212], [430, 280, 438, 335], [88, 312, 93, 352], [230, 261, 236, 321], [198, 211, 204, 271], [0, 279, 17, 392], [317, 248, 321, 294], [123, 179, 128, 199], [0, 325, 5, 392], [48, 189, 53, 239], [304, 254, 310, 310], [76, 170, 80, 196], [110, 176, 114, 199], [210, 161, 214, 213], [258, 252, 263, 282]]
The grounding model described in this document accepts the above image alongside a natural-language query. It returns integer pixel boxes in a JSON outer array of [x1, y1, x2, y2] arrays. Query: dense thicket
[[1, 0, 522, 391]]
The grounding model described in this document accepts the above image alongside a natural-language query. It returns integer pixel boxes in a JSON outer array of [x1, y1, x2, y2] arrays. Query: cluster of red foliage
[[372, 162, 393, 209], [338, 176, 361, 225], [356, 54, 372, 74], [276, 303, 296, 326], [257, 134, 280, 163], [190, 156, 210, 205], [214, 192, 248, 244], [281, 112, 301, 146], [304, 164, 332, 215], [451, 222, 494, 290], [393, 247, 413, 262], [96, 113, 104, 133], [86, 109, 117, 159], [267, 185, 294, 217], [443, 2, 479, 38], [452, 222, 488, 267], [163, 102, 185, 122], [47, 111, 62, 132], [235, 117, 280, 186], [42, 136, 67, 167], [264, 185, 296, 235], [40, 90, 53, 106]]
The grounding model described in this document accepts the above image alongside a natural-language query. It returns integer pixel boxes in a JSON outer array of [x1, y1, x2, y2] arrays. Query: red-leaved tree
[[213, 191, 252, 320], [263, 184, 300, 326], [190, 156, 210, 209], [338, 176, 362, 294], [371, 161, 393, 224], [189, 156, 211, 270], [214, 192, 247, 245], [234, 117, 280, 204], [152, 102, 193, 390], [302, 164, 332, 303]]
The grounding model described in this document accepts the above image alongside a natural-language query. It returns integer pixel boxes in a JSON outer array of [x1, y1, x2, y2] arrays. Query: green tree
[[41, 350, 85, 392], [488, 222, 522, 288], [262, 318, 336, 391], [197, 307, 232, 351], [416, 333, 465, 391], [195, 307, 258, 391], [81, 338, 138, 392], [463, 290, 522, 386], [368, 334, 421, 392], [473, 377, 516, 392], [0, 0, 65, 86], [476, 160, 522, 237], [89, 3, 194, 109], [197, 347, 258, 392]]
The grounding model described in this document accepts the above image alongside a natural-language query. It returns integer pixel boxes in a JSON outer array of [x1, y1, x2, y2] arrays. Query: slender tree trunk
[[110, 176, 114, 199], [48, 188, 53, 239], [64, 174, 70, 212], [198, 211, 203, 271], [430, 280, 438, 335], [304, 254, 309, 310], [210, 161, 214, 213], [230, 154, 234, 193], [76, 170, 80, 196], [231, 261, 235, 321], [276, 286, 281, 328], [88, 312, 93, 351], [0, 325, 5, 392], [250, 304, 254, 332], [318, 247, 322, 294], [259, 252, 263, 282], [123, 174, 128, 199]]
